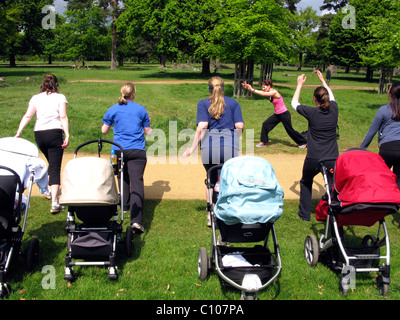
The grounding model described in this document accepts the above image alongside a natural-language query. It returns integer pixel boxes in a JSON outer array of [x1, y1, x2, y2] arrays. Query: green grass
[[6, 198, 400, 301], [1, 62, 400, 302]]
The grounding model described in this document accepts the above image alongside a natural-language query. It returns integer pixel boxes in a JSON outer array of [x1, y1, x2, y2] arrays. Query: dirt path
[[32, 152, 325, 201]]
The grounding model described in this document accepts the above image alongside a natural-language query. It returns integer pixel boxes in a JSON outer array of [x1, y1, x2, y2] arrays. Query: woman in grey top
[[360, 82, 400, 188]]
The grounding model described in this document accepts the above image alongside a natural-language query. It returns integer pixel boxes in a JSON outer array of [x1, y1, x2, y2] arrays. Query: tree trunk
[[160, 54, 166, 68], [379, 67, 393, 94], [259, 63, 273, 85], [201, 58, 211, 77], [9, 53, 16, 68], [297, 52, 303, 71], [233, 60, 254, 98], [110, 0, 118, 70]]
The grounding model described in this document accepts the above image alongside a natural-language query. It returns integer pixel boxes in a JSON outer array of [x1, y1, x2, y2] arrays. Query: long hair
[[390, 82, 400, 120], [40, 74, 59, 94], [118, 82, 136, 105], [314, 86, 330, 109], [208, 76, 226, 120]]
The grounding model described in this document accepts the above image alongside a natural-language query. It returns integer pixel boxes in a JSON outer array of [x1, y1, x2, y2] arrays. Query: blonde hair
[[208, 76, 226, 120], [119, 82, 136, 105]]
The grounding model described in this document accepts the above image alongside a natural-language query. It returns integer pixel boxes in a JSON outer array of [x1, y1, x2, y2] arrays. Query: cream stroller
[[60, 139, 132, 281], [0, 137, 45, 297]]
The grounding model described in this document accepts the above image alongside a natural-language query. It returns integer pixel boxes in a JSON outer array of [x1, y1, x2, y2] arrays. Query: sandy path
[[32, 152, 325, 201]]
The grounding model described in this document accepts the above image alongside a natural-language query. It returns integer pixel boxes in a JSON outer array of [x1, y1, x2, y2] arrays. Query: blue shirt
[[361, 102, 400, 148], [103, 101, 150, 151], [196, 96, 244, 150]]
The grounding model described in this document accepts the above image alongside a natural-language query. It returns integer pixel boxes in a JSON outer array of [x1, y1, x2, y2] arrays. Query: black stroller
[[304, 149, 400, 296], [197, 156, 283, 300], [59, 139, 133, 281], [0, 137, 42, 297]]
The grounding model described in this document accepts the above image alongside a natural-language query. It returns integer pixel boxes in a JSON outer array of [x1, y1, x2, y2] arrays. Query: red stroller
[[305, 149, 400, 296]]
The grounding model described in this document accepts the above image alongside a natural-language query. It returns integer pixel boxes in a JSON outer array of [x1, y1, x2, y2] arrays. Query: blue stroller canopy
[[214, 156, 284, 225]]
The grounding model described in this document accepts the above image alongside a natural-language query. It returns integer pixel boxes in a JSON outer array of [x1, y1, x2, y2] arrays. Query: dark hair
[[262, 79, 273, 86], [40, 74, 59, 94], [390, 82, 400, 120], [314, 86, 330, 109]]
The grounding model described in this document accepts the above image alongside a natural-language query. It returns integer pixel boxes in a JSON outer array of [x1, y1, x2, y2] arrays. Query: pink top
[[271, 96, 288, 114]]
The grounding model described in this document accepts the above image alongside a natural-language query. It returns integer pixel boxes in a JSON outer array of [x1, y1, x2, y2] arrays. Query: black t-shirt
[[296, 101, 339, 159]]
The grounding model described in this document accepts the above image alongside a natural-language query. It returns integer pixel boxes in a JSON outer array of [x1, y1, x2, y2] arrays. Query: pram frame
[[64, 138, 131, 281], [0, 164, 39, 298], [305, 157, 391, 296], [198, 163, 282, 300]]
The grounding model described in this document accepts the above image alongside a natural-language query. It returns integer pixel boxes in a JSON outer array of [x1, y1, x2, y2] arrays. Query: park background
[[1, 0, 400, 301]]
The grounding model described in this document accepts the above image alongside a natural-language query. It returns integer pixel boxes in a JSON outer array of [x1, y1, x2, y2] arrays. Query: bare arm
[[291, 74, 307, 111], [242, 82, 279, 97], [101, 123, 110, 134], [15, 104, 36, 137], [182, 121, 208, 158], [59, 102, 69, 148]]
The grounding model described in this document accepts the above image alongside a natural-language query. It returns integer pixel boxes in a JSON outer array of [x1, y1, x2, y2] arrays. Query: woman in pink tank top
[[242, 79, 307, 148]]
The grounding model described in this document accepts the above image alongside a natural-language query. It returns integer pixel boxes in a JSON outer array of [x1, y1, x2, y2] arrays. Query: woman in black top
[[291, 70, 339, 221]]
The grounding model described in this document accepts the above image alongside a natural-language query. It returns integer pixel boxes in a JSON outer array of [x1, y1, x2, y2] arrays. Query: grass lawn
[[1, 62, 400, 303]]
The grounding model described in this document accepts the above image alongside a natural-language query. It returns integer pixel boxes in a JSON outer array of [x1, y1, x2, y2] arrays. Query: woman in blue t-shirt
[[183, 77, 244, 225], [102, 82, 152, 234]]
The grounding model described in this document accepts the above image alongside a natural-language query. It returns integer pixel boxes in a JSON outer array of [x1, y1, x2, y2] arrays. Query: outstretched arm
[[291, 74, 307, 111]]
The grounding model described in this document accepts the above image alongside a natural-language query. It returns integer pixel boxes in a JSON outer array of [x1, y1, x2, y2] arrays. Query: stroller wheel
[[198, 247, 209, 281], [108, 267, 118, 281], [0, 283, 11, 299], [26, 238, 39, 272], [304, 235, 319, 266], [126, 226, 134, 257]]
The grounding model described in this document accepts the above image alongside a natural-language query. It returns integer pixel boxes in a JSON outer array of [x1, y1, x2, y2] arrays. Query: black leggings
[[379, 141, 400, 189], [261, 110, 306, 145], [34, 129, 64, 185]]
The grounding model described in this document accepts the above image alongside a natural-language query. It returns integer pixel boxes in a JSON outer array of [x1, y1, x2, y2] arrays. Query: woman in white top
[[15, 74, 69, 213]]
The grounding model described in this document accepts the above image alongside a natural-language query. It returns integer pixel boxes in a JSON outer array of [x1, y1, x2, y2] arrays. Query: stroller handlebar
[[74, 138, 124, 158]]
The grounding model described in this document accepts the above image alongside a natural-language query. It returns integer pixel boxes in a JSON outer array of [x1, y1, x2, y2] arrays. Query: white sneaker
[[132, 223, 145, 234], [50, 203, 65, 214], [298, 144, 307, 149], [45, 191, 51, 200], [256, 142, 267, 148]]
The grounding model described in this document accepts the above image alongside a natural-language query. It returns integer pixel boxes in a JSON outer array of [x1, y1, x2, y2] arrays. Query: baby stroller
[[198, 156, 283, 300], [0, 137, 44, 297], [60, 139, 133, 281], [305, 149, 400, 296]]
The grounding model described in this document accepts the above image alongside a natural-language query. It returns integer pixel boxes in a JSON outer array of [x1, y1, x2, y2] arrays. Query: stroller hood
[[59, 157, 119, 206], [214, 156, 284, 225], [334, 150, 400, 207]]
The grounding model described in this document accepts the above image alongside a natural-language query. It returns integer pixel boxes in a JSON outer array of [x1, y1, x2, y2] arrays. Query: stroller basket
[[217, 246, 275, 285]]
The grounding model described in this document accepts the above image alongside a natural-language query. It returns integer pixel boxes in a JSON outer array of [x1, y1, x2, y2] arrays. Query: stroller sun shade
[[59, 157, 119, 206], [333, 150, 400, 208], [214, 156, 284, 225]]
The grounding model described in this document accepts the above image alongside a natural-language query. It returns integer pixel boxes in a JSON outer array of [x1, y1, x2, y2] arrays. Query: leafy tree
[[57, 2, 110, 66], [1, 0, 53, 67], [360, 0, 400, 93], [212, 0, 291, 96], [289, 6, 319, 70]]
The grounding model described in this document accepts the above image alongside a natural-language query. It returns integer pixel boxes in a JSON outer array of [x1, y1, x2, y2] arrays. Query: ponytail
[[314, 86, 330, 109], [390, 82, 400, 120], [208, 76, 226, 120], [119, 82, 135, 105]]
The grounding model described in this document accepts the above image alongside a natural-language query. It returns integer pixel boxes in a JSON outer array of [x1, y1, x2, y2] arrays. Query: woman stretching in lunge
[[242, 79, 307, 148]]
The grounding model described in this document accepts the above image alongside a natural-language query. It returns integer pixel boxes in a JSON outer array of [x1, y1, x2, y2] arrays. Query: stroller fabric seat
[[214, 156, 284, 225], [60, 157, 119, 206]]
